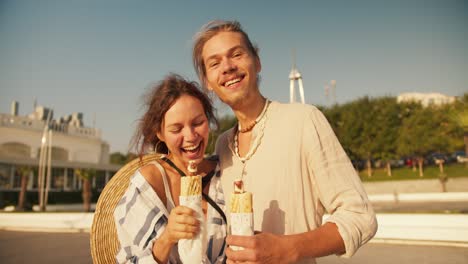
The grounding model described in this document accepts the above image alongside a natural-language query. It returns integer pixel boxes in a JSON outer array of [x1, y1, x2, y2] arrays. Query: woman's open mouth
[[181, 141, 203, 158]]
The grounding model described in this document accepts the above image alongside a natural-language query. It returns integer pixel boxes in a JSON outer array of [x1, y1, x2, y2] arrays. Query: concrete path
[[1, 230, 467, 264], [0, 230, 91, 264], [318, 242, 468, 264], [2, 212, 468, 244]]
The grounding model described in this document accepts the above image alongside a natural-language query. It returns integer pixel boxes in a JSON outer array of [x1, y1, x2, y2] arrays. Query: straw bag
[[90, 154, 162, 264]]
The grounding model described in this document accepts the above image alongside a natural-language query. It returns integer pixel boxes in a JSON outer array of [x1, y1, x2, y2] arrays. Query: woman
[[114, 74, 226, 263]]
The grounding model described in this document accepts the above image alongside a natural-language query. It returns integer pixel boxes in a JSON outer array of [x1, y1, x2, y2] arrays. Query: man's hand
[[225, 232, 297, 264]]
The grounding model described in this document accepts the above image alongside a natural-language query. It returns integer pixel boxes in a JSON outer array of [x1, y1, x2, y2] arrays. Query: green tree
[[206, 115, 237, 154], [74, 168, 96, 212], [321, 104, 343, 140], [449, 94, 468, 166], [397, 104, 458, 177], [372, 97, 402, 176], [126, 152, 138, 163], [323, 102, 361, 169], [339, 97, 379, 177], [110, 152, 127, 165]]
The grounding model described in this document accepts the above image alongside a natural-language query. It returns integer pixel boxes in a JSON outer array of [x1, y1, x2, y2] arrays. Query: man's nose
[[221, 58, 236, 74]]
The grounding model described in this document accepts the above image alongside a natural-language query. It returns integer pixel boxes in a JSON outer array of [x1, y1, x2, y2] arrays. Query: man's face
[[201, 31, 261, 108]]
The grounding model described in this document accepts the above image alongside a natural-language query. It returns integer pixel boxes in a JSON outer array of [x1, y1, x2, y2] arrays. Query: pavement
[[2, 207, 468, 245], [0, 230, 92, 264], [1, 178, 468, 263], [318, 242, 468, 264], [1, 230, 468, 264]]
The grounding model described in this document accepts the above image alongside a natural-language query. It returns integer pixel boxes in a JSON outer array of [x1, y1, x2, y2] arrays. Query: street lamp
[[38, 111, 52, 211]]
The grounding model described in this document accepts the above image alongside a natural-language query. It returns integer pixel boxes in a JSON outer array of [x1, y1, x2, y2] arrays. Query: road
[[1, 230, 467, 264], [372, 201, 468, 213], [318, 242, 468, 264], [0, 230, 91, 264]]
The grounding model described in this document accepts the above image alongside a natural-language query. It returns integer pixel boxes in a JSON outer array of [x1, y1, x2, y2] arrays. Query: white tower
[[330, 80, 336, 104], [324, 80, 337, 105], [289, 50, 305, 104]]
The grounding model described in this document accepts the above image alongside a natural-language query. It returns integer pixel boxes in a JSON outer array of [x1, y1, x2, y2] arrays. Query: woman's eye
[[169, 128, 181, 133]]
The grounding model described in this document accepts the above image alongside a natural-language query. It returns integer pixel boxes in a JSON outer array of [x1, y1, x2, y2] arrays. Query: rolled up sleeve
[[303, 106, 378, 257]]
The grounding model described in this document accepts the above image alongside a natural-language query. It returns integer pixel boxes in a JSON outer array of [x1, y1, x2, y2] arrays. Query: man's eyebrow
[[205, 45, 245, 62]]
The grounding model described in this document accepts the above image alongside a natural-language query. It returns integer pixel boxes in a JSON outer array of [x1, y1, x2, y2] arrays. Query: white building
[[0, 101, 120, 208], [397, 92, 456, 107]]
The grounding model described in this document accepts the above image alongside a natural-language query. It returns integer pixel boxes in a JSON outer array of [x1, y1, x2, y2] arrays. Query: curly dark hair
[[132, 74, 218, 158]]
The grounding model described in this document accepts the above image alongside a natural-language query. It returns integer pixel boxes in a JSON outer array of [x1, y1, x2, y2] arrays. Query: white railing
[[1, 212, 467, 245]]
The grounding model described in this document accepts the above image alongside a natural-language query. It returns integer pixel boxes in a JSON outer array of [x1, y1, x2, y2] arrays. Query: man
[[192, 20, 377, 264]]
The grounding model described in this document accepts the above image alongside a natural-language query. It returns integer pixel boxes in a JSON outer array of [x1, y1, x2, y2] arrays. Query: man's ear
[[255, 57, 262, 73], [204, 80, 213, 91]]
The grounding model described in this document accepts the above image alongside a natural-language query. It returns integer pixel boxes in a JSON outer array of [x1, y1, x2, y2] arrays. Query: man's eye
[[233, 52, 242, 57], [209, 62, 219, 68]]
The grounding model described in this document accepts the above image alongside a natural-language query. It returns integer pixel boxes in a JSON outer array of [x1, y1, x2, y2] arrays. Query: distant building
[[0, 101, 120, 206], [397, 92, 456, 107]]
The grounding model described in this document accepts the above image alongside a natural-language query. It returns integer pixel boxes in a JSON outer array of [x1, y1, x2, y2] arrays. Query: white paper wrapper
[[179, 195, 207, 263], [230, 213, 254, 251]]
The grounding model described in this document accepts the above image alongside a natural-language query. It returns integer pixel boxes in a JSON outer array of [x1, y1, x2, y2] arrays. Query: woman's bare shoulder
[[139, 162, 166, 199]]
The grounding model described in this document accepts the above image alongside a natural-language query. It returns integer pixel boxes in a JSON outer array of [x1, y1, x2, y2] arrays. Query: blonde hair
[[192, 20, 259, 89]]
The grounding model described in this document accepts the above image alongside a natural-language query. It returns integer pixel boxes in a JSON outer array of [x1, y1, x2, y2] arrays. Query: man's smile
[[222, 75, 245, 89]]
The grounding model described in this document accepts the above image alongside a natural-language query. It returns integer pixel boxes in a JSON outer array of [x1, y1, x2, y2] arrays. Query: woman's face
[[158, 94, 210, 167]]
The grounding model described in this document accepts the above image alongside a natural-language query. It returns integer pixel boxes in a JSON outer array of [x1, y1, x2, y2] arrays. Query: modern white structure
[[289, 52, 305, 104], [397, 92, 456, 107], [0, 101, 120, 208], [324, 80, 337, 105]]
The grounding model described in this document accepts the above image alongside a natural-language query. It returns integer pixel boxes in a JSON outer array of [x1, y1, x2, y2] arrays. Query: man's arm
[[225, 222, 344, 264], [304, 106, 377, 257]]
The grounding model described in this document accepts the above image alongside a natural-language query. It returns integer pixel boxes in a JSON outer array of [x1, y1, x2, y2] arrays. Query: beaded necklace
[[237, 98, 269, 134], [233, 100, 270, 184]]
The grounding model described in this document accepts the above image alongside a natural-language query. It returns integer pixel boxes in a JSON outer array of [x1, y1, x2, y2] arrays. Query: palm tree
[[16, 166, 33, 211], [74, 168, 96, 212]]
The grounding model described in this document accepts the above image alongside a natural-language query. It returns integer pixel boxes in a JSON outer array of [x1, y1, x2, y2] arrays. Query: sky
[[1, 0, 467, 153]]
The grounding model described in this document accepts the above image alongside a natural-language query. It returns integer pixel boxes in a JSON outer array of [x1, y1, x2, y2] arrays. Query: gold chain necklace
[[233, 100, 270, 185]]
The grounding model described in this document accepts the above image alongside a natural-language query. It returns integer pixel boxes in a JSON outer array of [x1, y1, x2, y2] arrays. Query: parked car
[[403, 156, 421, 167], [425, 153, 450, 165], [452, 150, 467, 163], [351, 159, 366, 171], [404, 156, 414, 167]]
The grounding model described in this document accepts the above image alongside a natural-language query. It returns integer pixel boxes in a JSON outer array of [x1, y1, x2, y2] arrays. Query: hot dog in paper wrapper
[[229, 180, 254, 251], [178, 160, 207, 263]]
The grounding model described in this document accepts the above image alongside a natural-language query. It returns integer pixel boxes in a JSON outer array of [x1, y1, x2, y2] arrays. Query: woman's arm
[[140, 164, 200, 263]]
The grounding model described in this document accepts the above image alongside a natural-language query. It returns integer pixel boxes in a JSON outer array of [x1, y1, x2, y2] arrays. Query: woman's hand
[[152, 206, 199, 263], [161, 205, 200, 245]]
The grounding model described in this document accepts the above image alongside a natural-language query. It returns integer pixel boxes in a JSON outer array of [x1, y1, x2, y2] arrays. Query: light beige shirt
[[216, 101, 377, 264]]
